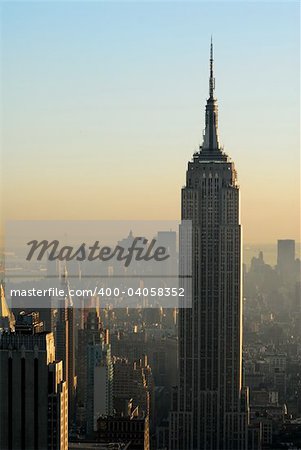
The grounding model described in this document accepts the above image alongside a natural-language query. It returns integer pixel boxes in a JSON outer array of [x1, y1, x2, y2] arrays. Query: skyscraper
[[170, 41, 249, 450], [77, 310, 103, 414], [86, 333, 113, 436], [55, 269, 77, 429], [0, 311, 68, 450], [277, 239, 296, 279], [76, 309, 114, 437]]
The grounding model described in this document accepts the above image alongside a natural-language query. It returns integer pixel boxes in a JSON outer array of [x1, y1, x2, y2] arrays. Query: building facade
[[55, 270, 77, 428], [86, 333, 114, 436], [97, 403, 149, 450], [277, 239, 296, 281], [77, 310, 103, 410], [0, 312, 68, 450], [170, 41, 249, 450]]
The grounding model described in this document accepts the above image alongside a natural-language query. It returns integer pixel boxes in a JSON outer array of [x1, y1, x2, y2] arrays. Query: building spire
[[202, 37, 220, 150], [0, 284, 15, 330], [209, 36, 215, 98]]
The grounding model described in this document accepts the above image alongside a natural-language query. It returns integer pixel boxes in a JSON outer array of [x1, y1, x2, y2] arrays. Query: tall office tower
[[169, 41, 249, 450], [48, 360, 69, 450], [66, 297, 77, 424], [55, 270, 77, 429], [77, 310, 104, 432], [77, 310, 102, 409], [293, 282, 301, 339], [156, 231, 177, 276], [55, 303, 69, 391], [294, 281, 301, 313], [86, 332, 113, 436], [0, 311, 68, 450], [277, 239, 296, 279]]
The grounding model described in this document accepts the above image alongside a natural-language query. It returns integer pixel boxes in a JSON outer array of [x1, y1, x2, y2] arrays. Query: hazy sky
[[1, 1, 300, 244]]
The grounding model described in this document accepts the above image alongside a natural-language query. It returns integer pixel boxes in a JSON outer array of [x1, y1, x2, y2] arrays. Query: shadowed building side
[[0, 311, 68, 450]]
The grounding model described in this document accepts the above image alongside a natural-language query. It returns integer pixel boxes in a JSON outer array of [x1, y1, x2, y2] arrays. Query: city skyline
[[1, 1, 300, 244], [0, 3, 300, 449]]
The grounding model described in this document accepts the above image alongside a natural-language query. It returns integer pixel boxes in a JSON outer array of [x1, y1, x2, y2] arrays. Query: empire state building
[[170, 41, 249, 450]]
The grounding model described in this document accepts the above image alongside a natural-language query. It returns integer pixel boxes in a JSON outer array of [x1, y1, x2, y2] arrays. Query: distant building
[[155, 231, 177, 276], [15, 309, 44, 333], [113, 357, 151, 419], [77, 310, 103, 409], [97, 402, 149, 450], [48, 360, 69, 450], [277, 239, 295, 279], [293, 281, 301, 313], [0, 284, 15, 331], [11, 286, 54, 333], [156, 417, 170, 450], [249, 404, 287, 447], [111, 329, 177, 388], [86, 334, 113, 436], [0, 311, 68, 450], [247, 423, 261, 450], [55, 270, 77, 428]]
